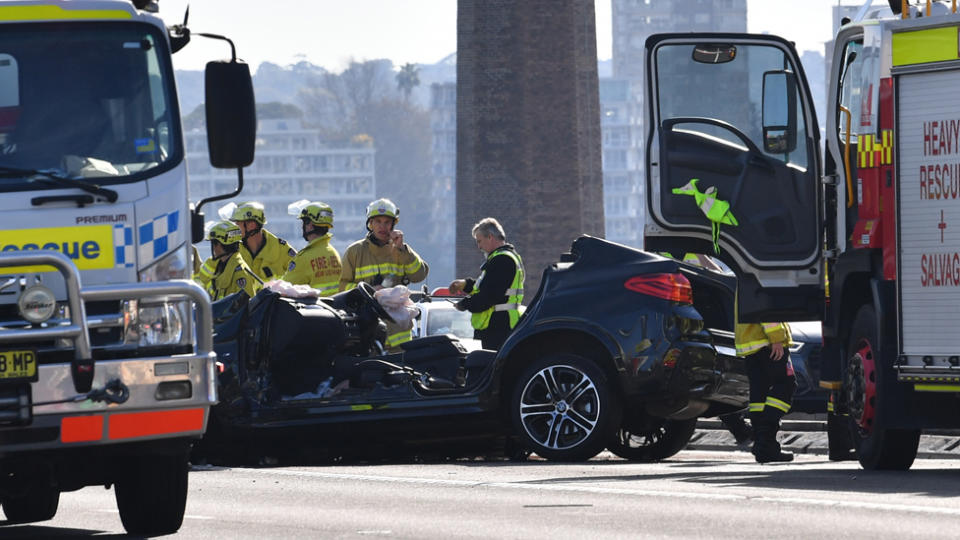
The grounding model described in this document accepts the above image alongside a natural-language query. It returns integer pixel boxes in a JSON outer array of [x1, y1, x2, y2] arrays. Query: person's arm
[[458, 256, 515, 313], [338, 244, 359, 291], [398, 243, 429, 284]]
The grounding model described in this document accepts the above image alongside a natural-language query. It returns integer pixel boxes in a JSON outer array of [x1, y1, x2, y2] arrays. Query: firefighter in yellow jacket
[[340, 198, 429, 349], [193, 221, 263, 301], [735, 294, 796, 463], [228, 201, 297, 282], [282, 201, 342, 295]]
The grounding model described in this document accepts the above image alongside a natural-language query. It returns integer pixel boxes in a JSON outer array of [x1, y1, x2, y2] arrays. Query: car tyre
[[115, 452, 188, 536], [1, 484, 59, 524], [608, 416, 697, 462], [844, 305, 920, 470], [510, 353, 621, 462]]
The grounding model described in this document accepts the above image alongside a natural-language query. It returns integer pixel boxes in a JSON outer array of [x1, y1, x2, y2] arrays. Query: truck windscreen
[[0, 22, 180, 189]]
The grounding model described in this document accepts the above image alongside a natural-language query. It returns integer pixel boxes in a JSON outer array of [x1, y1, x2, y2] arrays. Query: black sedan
[[196, 236, 748, 463]]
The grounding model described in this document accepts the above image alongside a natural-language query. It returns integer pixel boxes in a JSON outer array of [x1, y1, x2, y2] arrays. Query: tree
[[297, 59, 435, 268], [396, 63, 421, 102]]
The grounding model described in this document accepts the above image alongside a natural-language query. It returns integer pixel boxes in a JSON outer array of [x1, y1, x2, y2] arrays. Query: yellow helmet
[[365, 198, 399, 223], [299, 201, 334, 228], [229, 201, 266, 225], [207, 220, 243, 245]]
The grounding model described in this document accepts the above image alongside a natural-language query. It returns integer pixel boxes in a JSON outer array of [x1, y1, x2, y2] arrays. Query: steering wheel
[[356, 281, 396, 323]]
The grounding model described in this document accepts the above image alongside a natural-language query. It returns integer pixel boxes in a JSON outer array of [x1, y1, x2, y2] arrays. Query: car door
[[644, 33, 823, 322]]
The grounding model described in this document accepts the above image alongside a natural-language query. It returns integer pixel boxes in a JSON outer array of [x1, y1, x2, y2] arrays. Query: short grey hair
[[472, 217, 506, 241]]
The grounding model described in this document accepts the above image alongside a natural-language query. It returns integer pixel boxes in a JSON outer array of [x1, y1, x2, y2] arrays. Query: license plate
[[0, 349, 38, 382]]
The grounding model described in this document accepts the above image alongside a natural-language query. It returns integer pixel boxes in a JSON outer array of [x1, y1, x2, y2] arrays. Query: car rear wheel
[[1, 483, 59, 524], [115, 452, 188, 536], [844, 305, 920, 470], [608, 415, 697, 462], [510, 353, 621, 462]]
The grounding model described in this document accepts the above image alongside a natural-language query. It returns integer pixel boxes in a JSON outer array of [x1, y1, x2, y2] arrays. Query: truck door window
[[655, 42, 812, 170], [837, 40, 865, 142]]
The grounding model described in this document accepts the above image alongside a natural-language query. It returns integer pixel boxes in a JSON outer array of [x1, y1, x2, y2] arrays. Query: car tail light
[[624, 273, 693, 304]]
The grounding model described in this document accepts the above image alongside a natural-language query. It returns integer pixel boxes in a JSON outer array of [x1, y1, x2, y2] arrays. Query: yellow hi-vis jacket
[[733, 291, 791, 356], [240, 229, 297, 282], [281, 234, 342, 295], [193, 251, 262, 301], [470, 248, 524, 330]]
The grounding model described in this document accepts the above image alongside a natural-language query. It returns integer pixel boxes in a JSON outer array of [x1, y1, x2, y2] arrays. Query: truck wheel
[[510, 353, 621, 462], [844, 305, 920, 470], [608, 415, 697, 462], [1, 484, 59, 524], [115, 452, 188, 536]]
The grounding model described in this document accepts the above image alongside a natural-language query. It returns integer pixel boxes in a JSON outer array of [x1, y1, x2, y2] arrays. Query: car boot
[[752, 419, 793, 463]]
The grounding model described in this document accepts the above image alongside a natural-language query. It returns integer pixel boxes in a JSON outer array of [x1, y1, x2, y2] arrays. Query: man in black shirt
[[449, 218, 525, 350]]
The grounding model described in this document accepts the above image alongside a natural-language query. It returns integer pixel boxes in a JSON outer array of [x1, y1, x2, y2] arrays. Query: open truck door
[[644, 34, 823, 322]]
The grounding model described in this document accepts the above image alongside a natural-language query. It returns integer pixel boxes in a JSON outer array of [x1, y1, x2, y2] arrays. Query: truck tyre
[[608, 415, 697, 462], [510, 353, 621, 462], [844, 305, 920, 470], [1, 484, 59, 524], [115, 452, 189, 536]]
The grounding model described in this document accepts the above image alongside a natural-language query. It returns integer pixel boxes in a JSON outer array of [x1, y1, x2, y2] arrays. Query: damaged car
[[194, 236, 748, 463]]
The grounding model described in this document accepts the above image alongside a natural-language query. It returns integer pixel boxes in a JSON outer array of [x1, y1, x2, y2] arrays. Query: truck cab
[[644, 1, 960, 471], [0, 0, 255, 533]]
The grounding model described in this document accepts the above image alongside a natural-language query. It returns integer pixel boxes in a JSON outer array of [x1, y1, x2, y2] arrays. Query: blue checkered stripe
[[138, 210, 181, 264], [114, 224, 135, 268]]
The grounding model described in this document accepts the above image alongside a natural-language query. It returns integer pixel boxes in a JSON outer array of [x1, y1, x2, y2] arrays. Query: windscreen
[[0, 22, 179, 189], [654, 41, 810, 169]]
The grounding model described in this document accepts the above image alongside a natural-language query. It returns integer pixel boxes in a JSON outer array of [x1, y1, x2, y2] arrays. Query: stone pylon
[[456, 0, 605, 298]]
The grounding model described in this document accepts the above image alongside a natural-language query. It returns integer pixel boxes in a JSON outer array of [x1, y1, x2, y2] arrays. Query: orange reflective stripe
[[61, 415, 104, 443], [108, 408, 205, 440]]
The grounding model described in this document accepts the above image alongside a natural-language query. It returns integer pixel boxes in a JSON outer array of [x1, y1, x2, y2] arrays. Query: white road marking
[[235, 467, 960, 517]]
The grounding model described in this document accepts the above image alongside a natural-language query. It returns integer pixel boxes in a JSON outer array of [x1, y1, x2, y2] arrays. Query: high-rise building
[[186, 118, 376, 257], [605, 0, 747, 249], [599, 78, 645, 247], [427, 82, 457, 288]]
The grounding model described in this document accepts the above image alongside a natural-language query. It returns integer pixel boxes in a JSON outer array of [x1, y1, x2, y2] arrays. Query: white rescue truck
[[644, 0, 960, 470], [0, 0, 255, 534]]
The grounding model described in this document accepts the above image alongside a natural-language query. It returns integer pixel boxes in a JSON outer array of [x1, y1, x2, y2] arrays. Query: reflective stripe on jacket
[[339, 235, 429, 292]]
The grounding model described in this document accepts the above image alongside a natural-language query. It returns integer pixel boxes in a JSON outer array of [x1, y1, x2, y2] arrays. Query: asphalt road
[[4, 450, 960, 539]]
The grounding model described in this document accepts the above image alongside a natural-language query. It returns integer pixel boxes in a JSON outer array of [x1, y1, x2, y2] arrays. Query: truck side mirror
[[204, 60, 256, 168], [761, 70, 798, 154]]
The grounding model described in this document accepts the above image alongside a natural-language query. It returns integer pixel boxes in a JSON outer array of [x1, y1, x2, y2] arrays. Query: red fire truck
[[643, 0, 960, 469]]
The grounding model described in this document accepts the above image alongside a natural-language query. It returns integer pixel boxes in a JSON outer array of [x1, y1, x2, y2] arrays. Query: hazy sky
[[160, 0, 862, 72]]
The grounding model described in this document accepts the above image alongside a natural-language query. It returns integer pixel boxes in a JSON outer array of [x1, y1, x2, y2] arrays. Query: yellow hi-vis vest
[[733, 292, 791, 356], [470, 249, 525, 330]]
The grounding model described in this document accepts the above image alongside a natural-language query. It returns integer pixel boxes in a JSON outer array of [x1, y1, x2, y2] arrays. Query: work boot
[[751, 419, 793, 463], [720, 413, 753, 446]]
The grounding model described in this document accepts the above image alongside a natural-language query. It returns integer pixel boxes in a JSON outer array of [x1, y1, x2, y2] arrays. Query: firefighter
[[229, 201, 297, 282], [339, 198, 429, 350], [449, 217, 524, 350], [735, 295, 796, 463], [193, 220, 262, 301], [281, 201, 341, 295]]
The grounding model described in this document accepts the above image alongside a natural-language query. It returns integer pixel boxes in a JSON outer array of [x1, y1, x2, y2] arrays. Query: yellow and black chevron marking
[[857, 129, 893, 169]]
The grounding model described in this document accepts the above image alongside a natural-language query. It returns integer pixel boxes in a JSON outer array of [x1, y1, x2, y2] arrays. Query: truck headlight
[[123, 299, 187, 346], [139, 243, 189, 282]]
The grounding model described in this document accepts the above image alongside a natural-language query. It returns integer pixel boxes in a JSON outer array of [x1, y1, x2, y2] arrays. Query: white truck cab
[[0, 0, 255, 533]]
